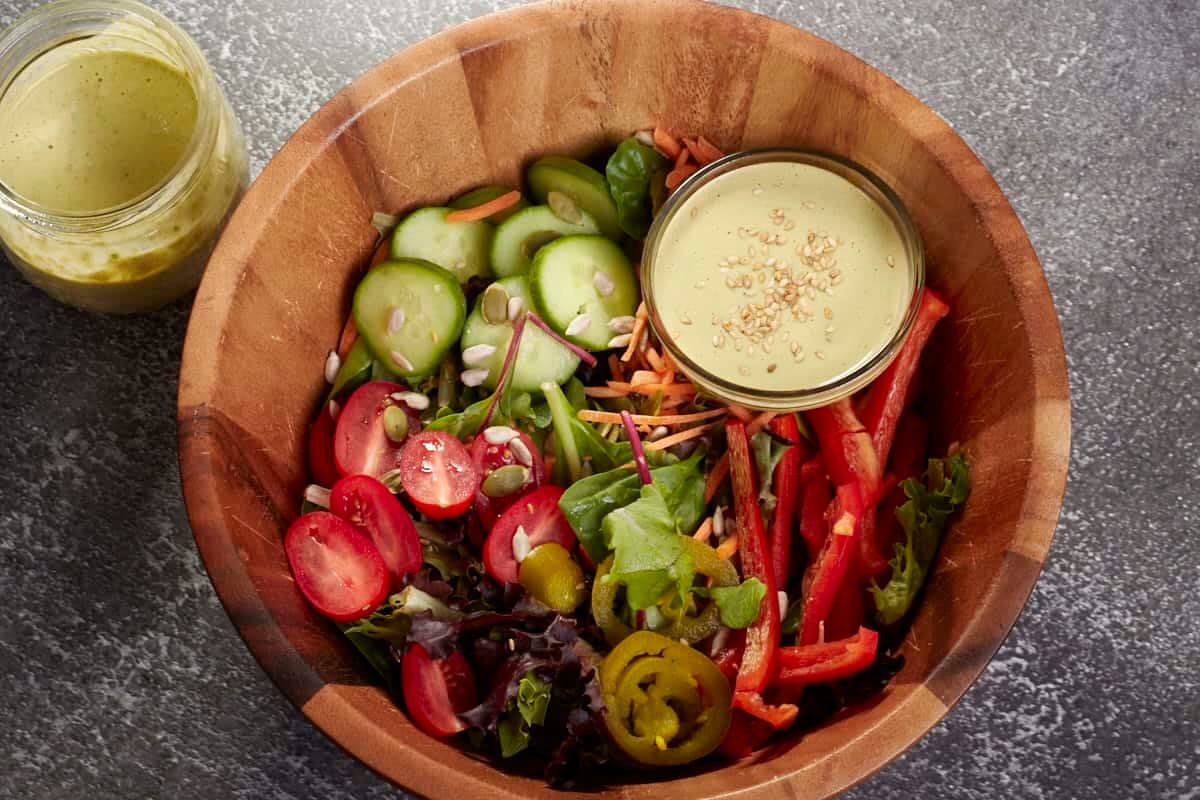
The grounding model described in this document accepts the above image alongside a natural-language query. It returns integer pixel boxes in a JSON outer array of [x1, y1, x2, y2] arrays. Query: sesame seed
[[767, 363, 777, 373], [887, 256, 896, 268], [784, 221, 795, 231], [752, 187, 764, 196], [739, 256, 750, 265], [815, 351, 825, 360], [694, 279, 709, 289], [739, 365, 750, 376], [826, 324, 835, 334], [680, 311, 692, 325], [712, 334, 725, 348], [824, 307, 834, 320]]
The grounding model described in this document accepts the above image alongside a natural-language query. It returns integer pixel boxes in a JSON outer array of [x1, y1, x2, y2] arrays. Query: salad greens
[[497, 671, 552, 757], [870, 453, 971, 625], [558, 451, 704, 564], [695, 579, 768, 629], [605, 138, 668, 239], [602, 484, 695, 609]]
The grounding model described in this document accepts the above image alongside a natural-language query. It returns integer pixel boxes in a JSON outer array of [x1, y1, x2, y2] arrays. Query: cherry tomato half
[[307, 403, 340, 487], [284, 511, 389, 622], [401, 643, 478, 738], [484, 485, 575, 585], [330, 474, 422, 590], [398, 431, 479, 520], [469, 430, 545, 528], [334, 381, 421, 479]]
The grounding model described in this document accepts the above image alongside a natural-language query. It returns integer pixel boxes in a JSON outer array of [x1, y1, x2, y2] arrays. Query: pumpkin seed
[[547, 190, 582, 224], [383, 405, 410, 443], [481, 464, 531, 498], [482, 282, 511, 325]]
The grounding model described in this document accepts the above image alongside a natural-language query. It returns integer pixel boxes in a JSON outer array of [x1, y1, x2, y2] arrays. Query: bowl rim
[[177, 0, 1071, 797]]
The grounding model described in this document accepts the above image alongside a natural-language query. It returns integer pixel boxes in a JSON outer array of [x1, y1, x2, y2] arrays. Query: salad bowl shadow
[[177, 0, 1070, 797]]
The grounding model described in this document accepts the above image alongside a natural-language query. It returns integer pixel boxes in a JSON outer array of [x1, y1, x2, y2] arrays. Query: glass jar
[[641, 148, 925, 411], [0, 0, 248, 313]]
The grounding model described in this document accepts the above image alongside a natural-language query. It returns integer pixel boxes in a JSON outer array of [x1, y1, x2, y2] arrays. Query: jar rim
[[639, 148, 926, 411], [0, 0, 219, 234]]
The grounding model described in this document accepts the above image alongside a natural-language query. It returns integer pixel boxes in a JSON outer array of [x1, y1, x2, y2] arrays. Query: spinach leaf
[[605, 138, 668, 239], [870, 453, 970, 625]]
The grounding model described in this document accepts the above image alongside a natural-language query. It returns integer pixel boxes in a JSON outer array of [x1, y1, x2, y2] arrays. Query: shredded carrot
[[716, 534, 739, 560], [704, 454, 730, 503], [621, 303, 649, 362], [653, 127, 683, 160], [336, 314, 358, 359], [666, 163, 699, 191], [726, 403, 754, 422], [609, 379, 696, 398], [444, 189, 521, 223], [630, 370, 660, 387], [584, 386, 627, 399], [607, 354, 625, 383], [747, 411, 778, 436], [693, 135, 725, 165], [673, 146, 692, 171], [646, 348, 666, 373], [644, 420, 719, 451], [692, 517, 715, 542], [659, 370, 676, 385], [577, 407, 727, 427]]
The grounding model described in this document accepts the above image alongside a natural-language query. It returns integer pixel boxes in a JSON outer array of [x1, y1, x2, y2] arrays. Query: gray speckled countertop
[[1, 0, 1197, 798]]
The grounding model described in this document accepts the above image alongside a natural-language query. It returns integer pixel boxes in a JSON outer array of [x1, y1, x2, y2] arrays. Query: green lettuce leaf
[[870, 453, 970, 625], [558, 452, 704, 563], [497, 671, 552, 757], [602, 484, 694, 610], [605, 138, 668, 239], [695, 577, 768, 629]]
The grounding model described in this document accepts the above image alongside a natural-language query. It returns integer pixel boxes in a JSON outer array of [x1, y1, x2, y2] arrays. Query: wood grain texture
[[177, 0, 1070, 797]]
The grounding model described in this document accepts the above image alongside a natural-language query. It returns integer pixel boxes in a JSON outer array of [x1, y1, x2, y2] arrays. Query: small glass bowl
[[640, 148, 925, 411]]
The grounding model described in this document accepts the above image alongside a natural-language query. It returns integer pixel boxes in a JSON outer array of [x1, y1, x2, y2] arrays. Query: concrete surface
[[0, 0, 1197, 797]]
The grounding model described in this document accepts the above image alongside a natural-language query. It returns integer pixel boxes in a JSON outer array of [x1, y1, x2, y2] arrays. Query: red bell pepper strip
[[857, 412, 930, 580], [774, 626, 879, 687], [799, 483, 864, 645], [798, 457, 831, 565], [711, 632, 745, 685], [725, 420, 796, 729], [824, 565, 867, 641], [718, 710, 774, 759], [806, 398, 881, 503], [861, 288, 949, 469], [888, 412, 930, 480], [767, 415, 806, 591]]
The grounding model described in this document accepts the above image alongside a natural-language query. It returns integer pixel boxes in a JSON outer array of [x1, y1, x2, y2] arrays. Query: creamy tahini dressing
[[651, 161, 912, 392], [0, 47, 197, 213]]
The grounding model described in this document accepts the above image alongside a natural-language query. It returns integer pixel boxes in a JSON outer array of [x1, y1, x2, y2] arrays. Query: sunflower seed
[[565, 314, 591, 337], [387, 307, 405, 336], [548, 190, 582, 224], [483, 425, 519, 445], [390, 391, 430, 411], [713, 505, 725, 536], [648, 425, 670, 442], [389, 350, 414, 372], [508, 436, 533, 466], [607, 333, 633, 349], [462, 343, 498, 366], [608, 315, 636, 333], [323, 351, 340, 384], [328, 399, 341, 420], [512, 526, 532, 563], [303, 484, 331, 509], [593, 270, 616, 297], [507, 296, 525, 321], [778, 591, 789, 620], [461, 367, 490, 387]]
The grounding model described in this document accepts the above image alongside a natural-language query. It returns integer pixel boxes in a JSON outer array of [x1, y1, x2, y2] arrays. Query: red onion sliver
[[620, 410, 653, 486], [526, 311, 598, 367]]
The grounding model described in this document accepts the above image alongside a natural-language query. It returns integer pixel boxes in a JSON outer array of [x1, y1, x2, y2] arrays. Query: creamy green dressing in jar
[[0, 0, 248, 313], [642, 150, 924, 410]]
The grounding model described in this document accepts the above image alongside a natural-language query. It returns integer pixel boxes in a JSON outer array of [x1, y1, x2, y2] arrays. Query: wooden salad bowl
[[177, 0, 1070, 796]]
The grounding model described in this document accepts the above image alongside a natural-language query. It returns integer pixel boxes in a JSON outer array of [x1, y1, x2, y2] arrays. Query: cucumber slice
[[459, 276, 579, 393], [389, 207, 493, 284], [450, 185, 529, 224], [353, 259, 467, 378], [526, 156, 622, 241], [490, 204, 601, 278], [528, 235, 638, 351]]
